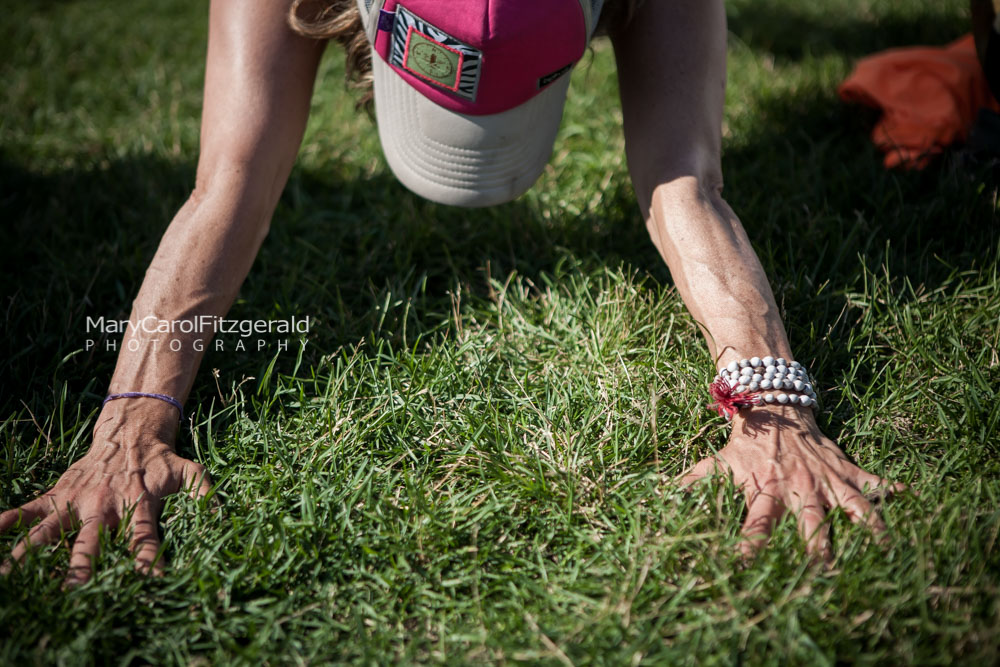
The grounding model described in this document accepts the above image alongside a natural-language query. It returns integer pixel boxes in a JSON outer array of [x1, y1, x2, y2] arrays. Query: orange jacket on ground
[[839, 34, 1000, 168]]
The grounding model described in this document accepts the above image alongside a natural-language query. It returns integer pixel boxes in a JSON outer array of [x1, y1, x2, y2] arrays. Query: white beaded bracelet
[[708, 356, 819, 420]]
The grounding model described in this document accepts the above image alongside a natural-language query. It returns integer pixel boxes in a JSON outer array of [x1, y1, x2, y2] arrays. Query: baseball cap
[[356, 0, 605, 207]]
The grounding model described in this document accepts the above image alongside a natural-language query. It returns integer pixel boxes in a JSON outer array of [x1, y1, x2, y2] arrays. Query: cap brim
[[372, 57, 572, 208]]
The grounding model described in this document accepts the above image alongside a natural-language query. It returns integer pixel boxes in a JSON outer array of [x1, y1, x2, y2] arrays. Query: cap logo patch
[[404, 29, 462, 90], [389, 5, 482, 101]]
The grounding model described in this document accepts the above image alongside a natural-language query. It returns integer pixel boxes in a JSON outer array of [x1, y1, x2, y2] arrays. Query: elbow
[[641, 161, 747, 270], [631, 144, 725, 220], [649, 172, 725, 217], [187, 164, 279, 245], [646, 167, 731, 240]]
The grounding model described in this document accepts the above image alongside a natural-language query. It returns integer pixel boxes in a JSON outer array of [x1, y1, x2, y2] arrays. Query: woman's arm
[[611, 0, 904, 561], [0, 0, 325, 585]]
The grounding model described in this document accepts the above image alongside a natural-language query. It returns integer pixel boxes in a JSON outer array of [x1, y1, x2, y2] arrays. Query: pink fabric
[[375, 0, 587, 115]]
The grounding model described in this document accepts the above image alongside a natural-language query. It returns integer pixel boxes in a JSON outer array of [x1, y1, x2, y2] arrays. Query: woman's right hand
[[0, 400, 212, 586], [0, 0, 325, 590]]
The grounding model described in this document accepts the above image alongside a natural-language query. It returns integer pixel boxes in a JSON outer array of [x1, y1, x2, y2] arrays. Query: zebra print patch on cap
[[389, 5, 482, 101]]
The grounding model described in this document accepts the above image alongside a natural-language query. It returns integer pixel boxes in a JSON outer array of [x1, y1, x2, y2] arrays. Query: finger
[[183, 462, 213, 502], [0, 495, 57, 534], [853, 472, 908, 501], [65, 518, 104, 587], [738, 490, 784, 560], [795, 503, 832, 564], [5, 510, 75, 569], [128, 501, 164, 576], [834, 486, 889, 541], [677, 456, 727, 489]]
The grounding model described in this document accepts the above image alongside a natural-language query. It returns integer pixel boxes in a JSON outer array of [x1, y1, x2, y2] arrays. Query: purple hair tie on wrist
[[103, 392, 184, 422]]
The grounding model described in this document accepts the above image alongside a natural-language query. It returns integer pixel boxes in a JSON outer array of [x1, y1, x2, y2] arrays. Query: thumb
[[677, 456, 726, 489], [179, 459, 213, 503]]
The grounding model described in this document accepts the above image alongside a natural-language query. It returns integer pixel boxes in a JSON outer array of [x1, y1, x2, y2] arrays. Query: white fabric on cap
[[584, 0, 605, 37], [373, 56, 573, 207], [355, 0, 381, 42]]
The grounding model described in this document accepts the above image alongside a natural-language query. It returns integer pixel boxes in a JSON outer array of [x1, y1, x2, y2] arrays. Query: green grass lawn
[[2, 0, 998, 663]]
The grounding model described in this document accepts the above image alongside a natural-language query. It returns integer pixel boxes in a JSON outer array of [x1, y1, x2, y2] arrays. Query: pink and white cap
[[357, 0, 604, 207]]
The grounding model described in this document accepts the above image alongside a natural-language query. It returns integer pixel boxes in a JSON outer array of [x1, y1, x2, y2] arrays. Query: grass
[[1, 0, 999, 663]]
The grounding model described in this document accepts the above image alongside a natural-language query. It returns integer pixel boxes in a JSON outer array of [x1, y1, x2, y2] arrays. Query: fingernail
[[808, 548, 833, 569], [737, 544, 758, 563]]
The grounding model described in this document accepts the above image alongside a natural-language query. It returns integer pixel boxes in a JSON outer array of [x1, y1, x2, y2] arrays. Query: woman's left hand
[[679, 405, 908, 562]]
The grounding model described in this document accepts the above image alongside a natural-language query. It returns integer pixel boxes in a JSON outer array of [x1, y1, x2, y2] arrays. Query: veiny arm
[[611, 0, 905, 561]]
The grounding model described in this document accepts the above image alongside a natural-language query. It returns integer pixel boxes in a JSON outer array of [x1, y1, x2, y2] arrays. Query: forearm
[[611, 0, 787, 368], [99, 181, 273, 437], [645, 177, 792, 368], [94, 0, 325, 438]]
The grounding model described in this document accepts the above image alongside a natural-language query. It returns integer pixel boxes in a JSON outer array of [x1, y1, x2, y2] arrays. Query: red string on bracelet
[[103, 392, 184, 422], [707, 376, 760, 421]]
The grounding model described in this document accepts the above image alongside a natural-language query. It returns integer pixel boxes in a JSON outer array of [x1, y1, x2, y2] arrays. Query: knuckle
[[129, 531, 156, 549], [64, 573, 91, 588], [126, 479, 150, 501], [26, 524, 51, 542], [93, 489, 113, 509]]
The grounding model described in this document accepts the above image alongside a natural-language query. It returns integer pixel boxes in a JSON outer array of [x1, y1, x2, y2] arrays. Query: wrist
[[93, 396, 181, 447], [730, 401, 817, 426], [728, 402, 822, 442]]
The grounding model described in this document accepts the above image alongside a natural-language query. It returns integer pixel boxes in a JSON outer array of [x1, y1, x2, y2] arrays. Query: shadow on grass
[[722, 86, 998, 281], [2, 81, 997, 444], [727, 0, 971, 62], [0, 150, 658, 420]]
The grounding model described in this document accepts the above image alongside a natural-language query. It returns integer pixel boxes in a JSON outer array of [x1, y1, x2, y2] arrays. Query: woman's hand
[[680, 405, 907, 563], [0, 402, 211, 586], [0, 0, 324, 590]]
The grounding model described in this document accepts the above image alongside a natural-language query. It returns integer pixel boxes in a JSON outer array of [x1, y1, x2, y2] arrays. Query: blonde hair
[[288, 0, 643, 108]]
